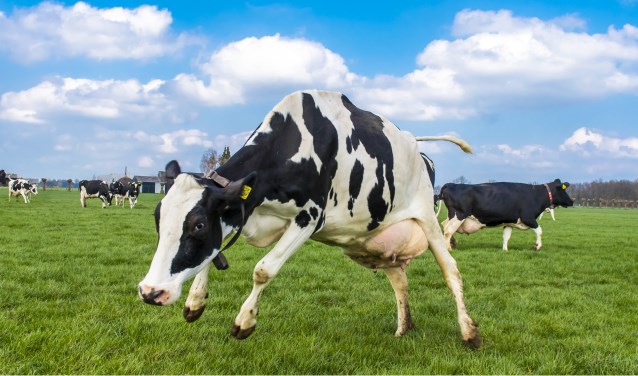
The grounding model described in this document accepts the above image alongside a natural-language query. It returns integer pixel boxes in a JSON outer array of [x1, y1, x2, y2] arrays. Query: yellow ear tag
[[240, 185, 252, 200], [562, 184, 567, 190]]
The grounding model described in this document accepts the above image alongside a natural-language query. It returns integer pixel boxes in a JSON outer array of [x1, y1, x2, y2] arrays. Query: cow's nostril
[[140, 287, 165, 306]]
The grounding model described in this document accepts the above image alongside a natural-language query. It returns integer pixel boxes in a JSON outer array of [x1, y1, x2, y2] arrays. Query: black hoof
[[183, 305, 205, 322], [230, 323, 256, 340]]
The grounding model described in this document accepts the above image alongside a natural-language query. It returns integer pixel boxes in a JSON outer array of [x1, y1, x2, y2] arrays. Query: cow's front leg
[[231, 223, 315, 340], [183, 264, 210, 322], [533, 226, 543, 250], [384, 267, 415, 336]]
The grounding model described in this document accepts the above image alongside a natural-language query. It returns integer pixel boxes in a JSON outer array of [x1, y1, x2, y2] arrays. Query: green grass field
[[0, 188, 637, 374]]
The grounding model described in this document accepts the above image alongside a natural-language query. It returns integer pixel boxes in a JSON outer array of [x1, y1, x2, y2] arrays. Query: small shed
[[134, 175, 161, 194]]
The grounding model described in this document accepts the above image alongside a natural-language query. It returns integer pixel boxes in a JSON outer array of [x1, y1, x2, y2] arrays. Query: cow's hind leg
[[533, 226, 542, 250], [231, 222, 315, 340], [384, 267, 415, 336], [502, 226, 512, 251], [421, 219, 482, 348], [442, 217, 464, 250], [183, 264, 210, 322]]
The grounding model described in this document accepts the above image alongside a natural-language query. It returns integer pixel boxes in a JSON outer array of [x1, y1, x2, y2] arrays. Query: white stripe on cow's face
[[140, 174, 213, 304]]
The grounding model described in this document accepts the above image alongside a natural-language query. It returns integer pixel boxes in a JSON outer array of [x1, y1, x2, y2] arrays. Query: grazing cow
[[138, 90, 481, 348], [8, 179, 38, 203], [79, 180, 111, 208], [109, 181, 142, 208], [438, 179, 574, 251]]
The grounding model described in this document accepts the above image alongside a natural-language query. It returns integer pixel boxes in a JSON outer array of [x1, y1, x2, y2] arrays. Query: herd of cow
[[1, 169, 141, 209], [79, 179, 142, 209], [3, 90, 577, 348]]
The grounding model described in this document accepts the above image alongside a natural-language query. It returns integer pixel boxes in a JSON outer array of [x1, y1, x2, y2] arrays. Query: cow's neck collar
[[543, 183, 554, 209], [208, 171, 230, 188]]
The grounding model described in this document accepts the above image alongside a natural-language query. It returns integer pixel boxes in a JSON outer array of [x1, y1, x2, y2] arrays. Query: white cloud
[[0, 1, 189, 62], [2, 10, 638, 126], [0, 77, 169, 124], [134, 129, 213, 154], [560, 127, 638, 158], [138, 155, 154, 168], [173, 34, 361, 105], [353, 9, 638, 121], [475, 143, 555, 169]]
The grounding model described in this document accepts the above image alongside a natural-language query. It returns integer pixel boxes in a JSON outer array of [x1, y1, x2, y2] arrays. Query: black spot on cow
[[309, 207, 319, 220], [295, 210, 312, 228], [341, 95, 395, 230], [348, 159, 364, 216]]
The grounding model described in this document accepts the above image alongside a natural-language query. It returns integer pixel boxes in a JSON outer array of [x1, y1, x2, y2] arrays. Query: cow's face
[[138, 161, 254, 306], [550, 179, 574, 207]]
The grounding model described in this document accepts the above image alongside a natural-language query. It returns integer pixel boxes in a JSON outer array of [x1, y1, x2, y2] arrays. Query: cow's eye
[[194, 222, 205, 232]]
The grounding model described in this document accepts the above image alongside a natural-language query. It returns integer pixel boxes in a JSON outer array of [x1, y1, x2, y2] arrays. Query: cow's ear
[[213, 172, 257, 203], [165, 160, 181, 192], [561, 182, 570, 190]]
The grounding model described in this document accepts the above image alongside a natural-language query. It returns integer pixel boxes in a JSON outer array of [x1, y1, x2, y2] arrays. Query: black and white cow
[[127, 181, 141, 208], [438, 179, 574, 251], [79, 180, 111, 208], [109, 180, 126, 206], [138, 90, 481, 347], [8, 179, 38, 203]]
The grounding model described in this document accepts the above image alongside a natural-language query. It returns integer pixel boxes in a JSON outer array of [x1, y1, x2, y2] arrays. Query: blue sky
[[1, 0, 637, 185]]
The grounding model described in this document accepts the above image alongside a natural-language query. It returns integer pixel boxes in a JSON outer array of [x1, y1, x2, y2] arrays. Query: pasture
[[0, 188, 636, 374]]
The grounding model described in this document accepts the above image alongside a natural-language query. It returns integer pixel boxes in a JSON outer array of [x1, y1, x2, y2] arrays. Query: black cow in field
[[0, 170, 7, 186], [8, 179, 38, 203], [79, 180, 111, 208], [138, 90, 482, 347], [437, 179, 574, 251]]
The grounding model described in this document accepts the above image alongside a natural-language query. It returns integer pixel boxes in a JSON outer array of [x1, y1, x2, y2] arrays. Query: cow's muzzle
[[138, 285, 170, 306]]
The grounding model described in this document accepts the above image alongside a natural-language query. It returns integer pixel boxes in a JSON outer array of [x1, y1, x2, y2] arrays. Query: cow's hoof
[[230, 323, 256, 340], [462, 332, 483, 350], [183, 305, 205, 322]]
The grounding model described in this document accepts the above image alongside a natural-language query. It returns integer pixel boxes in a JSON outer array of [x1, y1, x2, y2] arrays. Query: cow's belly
[[341, 219, 428, 270], [457, 216, 486, 234]]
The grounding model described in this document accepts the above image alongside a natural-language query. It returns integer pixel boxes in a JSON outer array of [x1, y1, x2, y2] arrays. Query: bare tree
[[200, 149, 219, 175], [201, 146, 232, 175]]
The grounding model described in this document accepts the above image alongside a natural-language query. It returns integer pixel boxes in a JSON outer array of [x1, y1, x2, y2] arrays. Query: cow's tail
[[415, 135, 473, 154]]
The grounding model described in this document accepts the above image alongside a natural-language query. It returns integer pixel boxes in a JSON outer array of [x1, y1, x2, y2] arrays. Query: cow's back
[[241, 91, 431, 247]]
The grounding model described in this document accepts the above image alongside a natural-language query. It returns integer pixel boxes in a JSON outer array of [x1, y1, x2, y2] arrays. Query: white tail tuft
[[415, 135, 473, 154]]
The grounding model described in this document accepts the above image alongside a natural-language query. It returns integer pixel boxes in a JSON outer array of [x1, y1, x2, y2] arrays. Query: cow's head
[[138, 160, 256, 306], [548, 179, 574, 207], [30, 185, 38, 195]]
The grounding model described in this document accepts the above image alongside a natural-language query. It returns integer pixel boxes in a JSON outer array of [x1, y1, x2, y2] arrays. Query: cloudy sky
[[1, 0, 637, 184]]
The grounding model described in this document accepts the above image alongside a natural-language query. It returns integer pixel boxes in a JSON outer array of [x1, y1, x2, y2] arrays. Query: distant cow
[[8, 179, 38, 203], [127, 182, 141, 208], [109, 181, 141, 208], [138, 90, 481, 347], [79, 180, 111, 208], [0, 170, 7, 186], [437, 179, 574, 251]]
